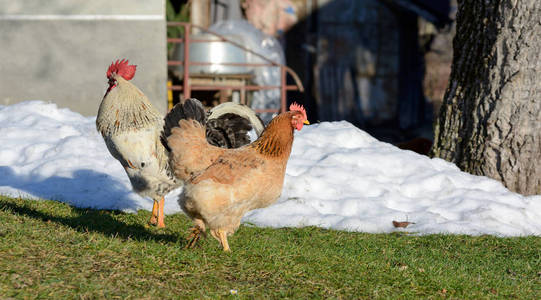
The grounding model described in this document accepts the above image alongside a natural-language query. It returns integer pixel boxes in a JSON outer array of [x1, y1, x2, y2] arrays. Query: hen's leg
[[156, 196, 165, 228], [211, 229, 230, 252], [185, 219, 205, 249], [148, 199, 159, 226]]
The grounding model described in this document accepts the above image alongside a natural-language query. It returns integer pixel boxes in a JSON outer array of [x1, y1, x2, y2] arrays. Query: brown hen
[[166, 103, 309, 251]]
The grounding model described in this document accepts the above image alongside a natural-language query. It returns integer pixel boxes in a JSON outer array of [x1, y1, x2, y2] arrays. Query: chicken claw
[[148, 197, 165, 228], [148, 199, 159, 226], [156, 197, 165, 228], [185, 226, 205, 249], [211, 229, 230, 252]]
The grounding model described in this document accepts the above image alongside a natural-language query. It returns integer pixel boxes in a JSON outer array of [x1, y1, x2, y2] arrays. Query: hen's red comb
[[106, 59, 136, 80], [289, 102, 307, 120]]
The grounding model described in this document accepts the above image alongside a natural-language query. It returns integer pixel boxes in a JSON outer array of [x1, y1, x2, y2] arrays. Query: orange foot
[[148, 199, 159, 226], [156, 197, 165, 228]]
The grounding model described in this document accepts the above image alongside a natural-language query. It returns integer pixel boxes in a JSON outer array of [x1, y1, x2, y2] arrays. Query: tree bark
[[431, 0, 541, 195]]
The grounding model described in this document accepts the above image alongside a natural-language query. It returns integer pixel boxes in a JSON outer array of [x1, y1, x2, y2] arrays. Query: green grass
[[0, 196, 539, 299]]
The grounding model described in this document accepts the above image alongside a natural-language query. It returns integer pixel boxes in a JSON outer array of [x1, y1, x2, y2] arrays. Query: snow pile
[[1, 101, 540, 236]]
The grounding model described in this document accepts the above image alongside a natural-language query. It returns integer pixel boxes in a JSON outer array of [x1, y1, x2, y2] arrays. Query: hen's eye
[[141, 162, 146, 168]]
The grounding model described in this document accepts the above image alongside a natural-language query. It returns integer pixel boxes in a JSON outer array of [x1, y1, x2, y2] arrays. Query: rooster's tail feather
[[162, 98, 264, 151], [206, 113, 253, 148], [208, 102, 264, 135], [207, 102, 264, 148], [161, 98, 207, 151]]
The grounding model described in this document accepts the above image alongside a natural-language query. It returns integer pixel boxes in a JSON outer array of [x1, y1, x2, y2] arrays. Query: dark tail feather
[[161, 98, 207, 151], [206, 102, 264, 149], [207, 102, 264, 136], [162, 99, 263, 150], [206, 113, 253, 148]]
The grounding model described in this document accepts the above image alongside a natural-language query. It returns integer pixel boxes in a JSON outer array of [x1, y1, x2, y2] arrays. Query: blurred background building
[[0, 0, 455, 143], [168, 0, 454, 142], [0, 0, 168, 115]]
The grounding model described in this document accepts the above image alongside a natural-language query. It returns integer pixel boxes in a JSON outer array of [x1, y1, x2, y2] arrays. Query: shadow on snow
[[0, 166, 185, 245]]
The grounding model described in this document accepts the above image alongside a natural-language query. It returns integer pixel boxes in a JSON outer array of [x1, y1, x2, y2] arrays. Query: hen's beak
[[304, 120, 310, 125]]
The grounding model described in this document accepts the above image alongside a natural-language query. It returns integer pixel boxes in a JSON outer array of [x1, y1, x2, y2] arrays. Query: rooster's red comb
[[106, 59, 136, 80], [289, 102, 307, 120]]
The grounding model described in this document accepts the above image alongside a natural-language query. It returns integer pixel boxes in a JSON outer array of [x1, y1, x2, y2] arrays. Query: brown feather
[[167, 119, 225, 181], [250, 111, 296, 159]]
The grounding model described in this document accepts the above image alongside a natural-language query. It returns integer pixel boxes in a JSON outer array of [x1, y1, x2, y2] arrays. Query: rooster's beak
[[304, 120, 310, 125]]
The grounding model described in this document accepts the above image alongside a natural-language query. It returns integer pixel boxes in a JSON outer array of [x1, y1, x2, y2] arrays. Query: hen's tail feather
[[167, 119, 213, 181], [161, 98, 207, 151]]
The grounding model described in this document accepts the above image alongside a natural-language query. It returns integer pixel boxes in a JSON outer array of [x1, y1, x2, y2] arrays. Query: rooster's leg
[[156, 196, 165, 228], [211, 229, 230, 252], [148, 199, 159, 226], [185, 220, 205, 249]]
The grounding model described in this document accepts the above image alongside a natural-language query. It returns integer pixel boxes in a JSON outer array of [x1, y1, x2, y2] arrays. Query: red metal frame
[[167, 22, 304, 113]]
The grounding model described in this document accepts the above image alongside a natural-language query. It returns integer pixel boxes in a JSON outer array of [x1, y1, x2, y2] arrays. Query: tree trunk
[[431, 0, 541, 195]]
